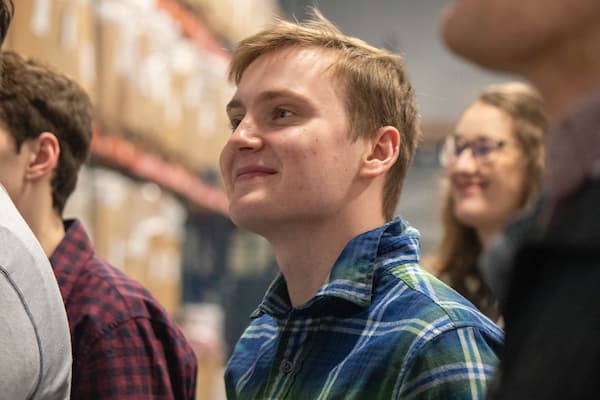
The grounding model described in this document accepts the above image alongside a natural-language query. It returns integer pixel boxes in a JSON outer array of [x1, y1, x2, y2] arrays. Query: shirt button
[[280, 360, 294, 374]]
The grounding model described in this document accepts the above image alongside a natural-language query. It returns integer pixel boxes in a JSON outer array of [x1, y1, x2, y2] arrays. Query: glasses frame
[[439, 134, 508, 168]]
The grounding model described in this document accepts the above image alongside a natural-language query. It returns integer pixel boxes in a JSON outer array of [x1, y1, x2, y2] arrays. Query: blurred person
[[221, 8, 502, 399], [442, 1, 600, 399], [0, 50, 197, 400], [430, 82, 546, 321], [1, 184, 72, 400], [1, 180, 72, 400], [1, 1, 72, 399]]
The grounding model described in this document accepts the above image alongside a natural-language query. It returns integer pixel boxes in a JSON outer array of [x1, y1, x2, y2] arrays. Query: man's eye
[[229, 118, 242, 130], [273, 108, 293, 120]]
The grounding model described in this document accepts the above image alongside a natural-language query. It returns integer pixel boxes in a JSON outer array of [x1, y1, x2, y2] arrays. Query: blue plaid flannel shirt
[[225, 218, 503, 399]]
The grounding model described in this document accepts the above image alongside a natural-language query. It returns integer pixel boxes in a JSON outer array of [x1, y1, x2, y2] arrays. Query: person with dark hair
[[0, 1, 73, 398], [442, 1, 600, 399], [221, 8, 502, 399], [429, 82, 547, 322], [0, 49, 198, 399]]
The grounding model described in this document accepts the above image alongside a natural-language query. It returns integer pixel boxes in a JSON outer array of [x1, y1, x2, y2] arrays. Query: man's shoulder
[[0, 217, 51, 276], [227, 264, 503, 400], [67, 252, 174, 330], [0, 225, 42, 271], [376, 262, 503, 338], [58, 222, 155, 312], [0, 227, 72, 400], [58, 221, 176, 335], [0, 269, 41, 399], [236, 263, 503, 351]]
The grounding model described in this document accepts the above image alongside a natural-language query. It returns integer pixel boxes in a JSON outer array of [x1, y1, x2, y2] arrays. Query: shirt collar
[[50, 219, 94, 303], [251, 218, 418, 319]]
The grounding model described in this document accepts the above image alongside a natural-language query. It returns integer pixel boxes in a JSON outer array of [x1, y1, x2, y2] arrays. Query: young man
[[0, 50, 198, 399], [221, 10, 503, 399], [442, 1, 600, 399], [0, 1, 72, 398]]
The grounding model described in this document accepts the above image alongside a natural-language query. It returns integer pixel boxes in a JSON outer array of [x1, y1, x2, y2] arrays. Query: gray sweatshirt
[[0, 185, 72, 400]]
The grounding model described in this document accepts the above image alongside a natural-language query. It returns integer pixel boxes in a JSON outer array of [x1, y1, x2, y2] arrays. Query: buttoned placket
[[259, 310, 298, 398]]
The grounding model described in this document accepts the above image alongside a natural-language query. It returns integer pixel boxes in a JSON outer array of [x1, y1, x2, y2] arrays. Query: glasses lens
[[471, 139, 504, 158], [453, 138, 469, 158], [439, 135, 506, 167]]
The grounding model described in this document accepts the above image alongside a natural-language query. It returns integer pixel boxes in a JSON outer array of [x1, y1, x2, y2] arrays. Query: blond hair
[[228, 8, 421, 220]]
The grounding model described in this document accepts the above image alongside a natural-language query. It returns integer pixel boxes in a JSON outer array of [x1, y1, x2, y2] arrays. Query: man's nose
[[229, 117, 262, 152]]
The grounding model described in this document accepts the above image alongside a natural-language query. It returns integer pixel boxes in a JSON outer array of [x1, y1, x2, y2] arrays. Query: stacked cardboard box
[[5, 0, 244, 172], [6, 0, 97, 99], [183, 0, 279, 44]]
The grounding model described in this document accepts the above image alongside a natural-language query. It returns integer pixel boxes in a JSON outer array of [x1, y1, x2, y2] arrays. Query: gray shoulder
[[0, 271, 41, 399], [0, 224, 72, 398]]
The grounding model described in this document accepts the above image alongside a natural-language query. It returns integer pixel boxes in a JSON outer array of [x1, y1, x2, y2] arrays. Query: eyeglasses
[[439, 134, 507, 167]]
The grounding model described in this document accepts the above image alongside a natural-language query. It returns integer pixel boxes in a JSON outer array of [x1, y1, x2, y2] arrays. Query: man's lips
[[234, 165, 277, 181]]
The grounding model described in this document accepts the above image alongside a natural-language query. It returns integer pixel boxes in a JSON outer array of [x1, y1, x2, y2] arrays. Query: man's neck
[[519, 29, 600, 121], [268, 212, 386, 308], [19, 200, 66, 258]]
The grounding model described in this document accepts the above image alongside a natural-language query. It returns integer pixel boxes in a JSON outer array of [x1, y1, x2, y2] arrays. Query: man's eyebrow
[[226, 99, 243, 114], [226, 89, 311, 114], [255, 89, 310, 105]]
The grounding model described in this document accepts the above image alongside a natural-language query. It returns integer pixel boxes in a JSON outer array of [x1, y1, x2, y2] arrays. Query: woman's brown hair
[[430, 82, 547, 320]]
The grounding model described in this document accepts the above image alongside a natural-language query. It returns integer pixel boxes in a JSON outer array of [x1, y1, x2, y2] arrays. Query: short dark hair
[[0, 51, 93, 213], [0, 0, 12, 46]]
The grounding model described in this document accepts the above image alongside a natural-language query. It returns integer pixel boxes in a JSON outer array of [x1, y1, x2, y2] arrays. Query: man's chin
[[229, 208, 270, 233]]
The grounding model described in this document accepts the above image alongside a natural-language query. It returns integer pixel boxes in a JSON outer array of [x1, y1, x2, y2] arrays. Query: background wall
[[280, 0, 516, 121]]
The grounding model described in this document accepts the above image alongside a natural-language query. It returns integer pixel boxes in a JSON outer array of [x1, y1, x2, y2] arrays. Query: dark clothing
[[51, 219, 198, 400], [542, 92, 600, 225], [483, 92, 600, 400]]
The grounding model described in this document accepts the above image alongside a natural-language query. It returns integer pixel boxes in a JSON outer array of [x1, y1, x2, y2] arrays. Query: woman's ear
[[24, 132, 60, 181], [360, 126, 400, 178]]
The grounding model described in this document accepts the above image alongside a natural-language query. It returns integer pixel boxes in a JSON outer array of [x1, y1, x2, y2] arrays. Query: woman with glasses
[[428, 82, 547, 321]]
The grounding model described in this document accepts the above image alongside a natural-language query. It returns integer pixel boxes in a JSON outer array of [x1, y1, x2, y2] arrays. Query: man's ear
[[24, 132, 60, 181], [360, 126, 400, 178]]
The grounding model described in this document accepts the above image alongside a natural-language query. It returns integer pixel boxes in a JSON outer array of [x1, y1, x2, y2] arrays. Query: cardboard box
[[5, 0, 58, 60], [6, 0, 97, 102], [89, 168, 133, 269], [95, 2, 129, 133], [179, 57, 232, 171], [54, 0, 97, 101], [121, 182, 185, 315]]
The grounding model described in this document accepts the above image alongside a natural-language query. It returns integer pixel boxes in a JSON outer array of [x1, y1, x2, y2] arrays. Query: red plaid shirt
[[50, 219, 197, 399]]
